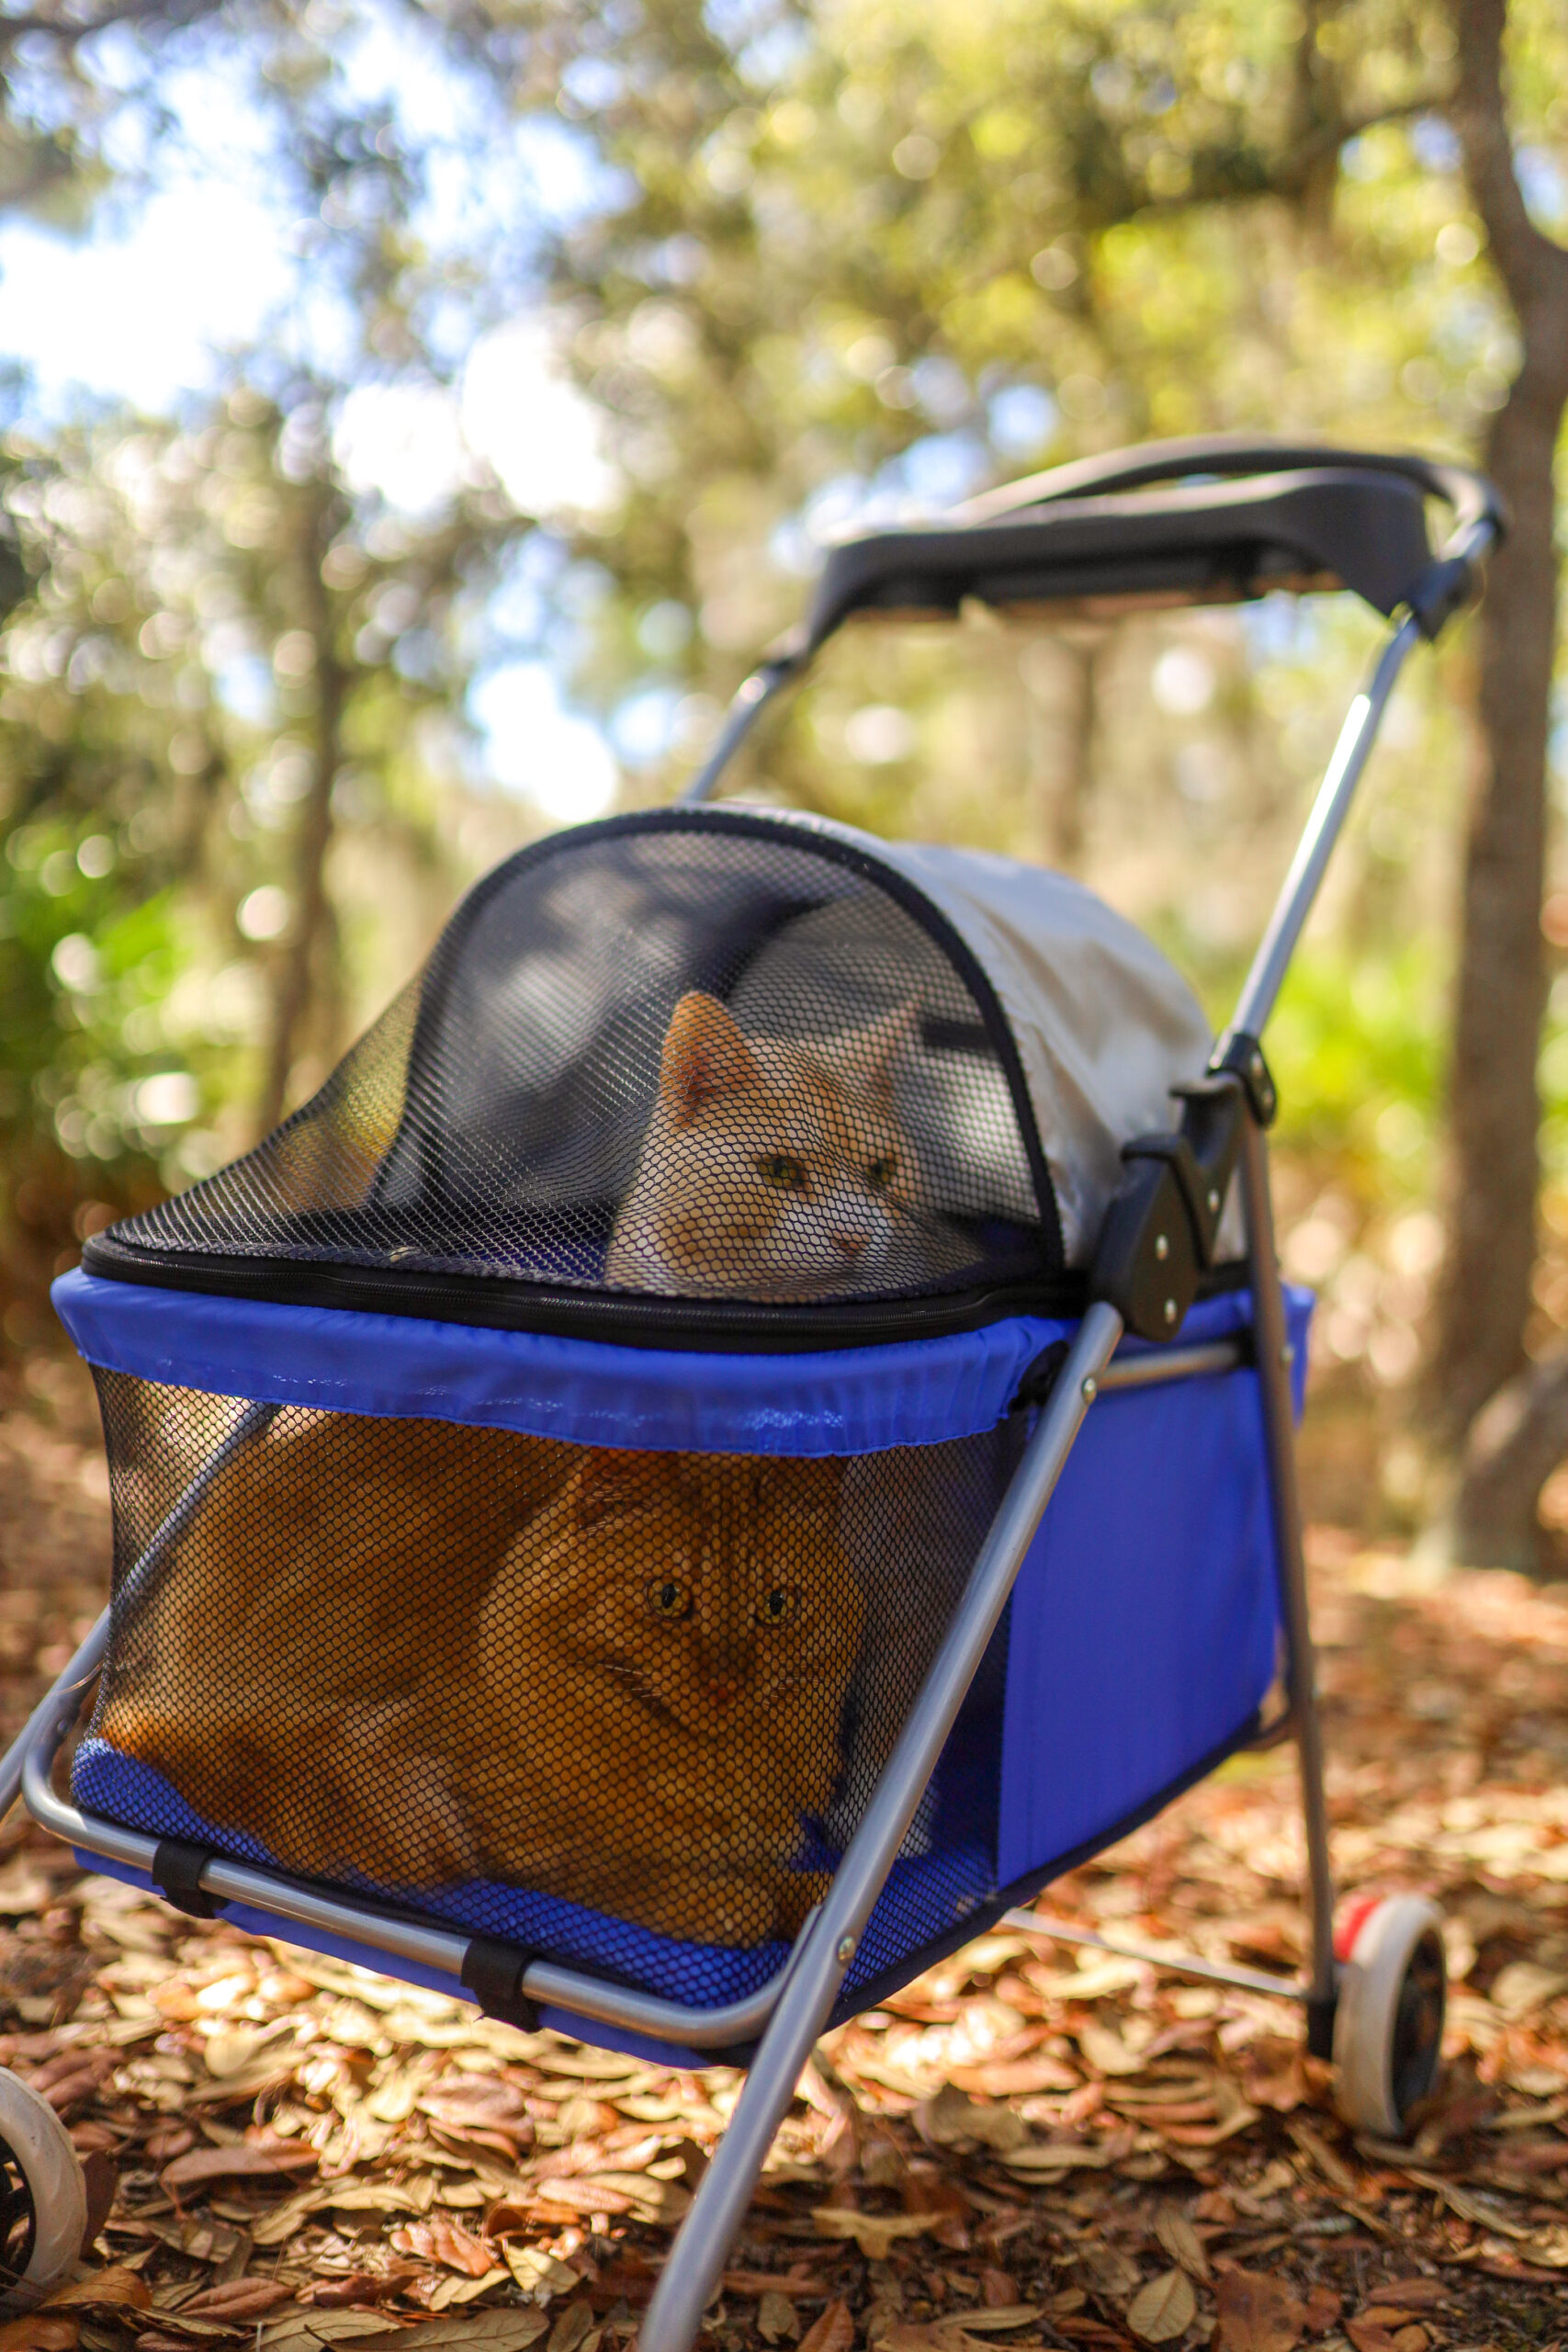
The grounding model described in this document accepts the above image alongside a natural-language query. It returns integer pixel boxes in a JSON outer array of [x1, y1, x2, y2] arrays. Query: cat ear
[[817, 998, 922, 1090], [859, 997, 922, 1076], [659, 991, 762, 1126]]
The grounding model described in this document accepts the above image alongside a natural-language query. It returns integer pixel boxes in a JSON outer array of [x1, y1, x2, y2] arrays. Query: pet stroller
[[0, 437, 1500, 2334]]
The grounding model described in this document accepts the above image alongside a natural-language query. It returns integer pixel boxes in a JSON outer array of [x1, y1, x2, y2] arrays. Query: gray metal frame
[[4, 512, 1495, 2348]]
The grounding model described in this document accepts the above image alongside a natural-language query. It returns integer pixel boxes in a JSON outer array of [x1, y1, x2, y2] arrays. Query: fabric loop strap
[[460, 1934, 541, 2033], [151, 1837, 225, 1920]]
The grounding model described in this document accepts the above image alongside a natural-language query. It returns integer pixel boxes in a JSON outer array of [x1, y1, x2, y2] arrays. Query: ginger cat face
[[607, 989, 966, 1301], [481, 1448, 854, 1737], [468, 1445, 861, 1944]]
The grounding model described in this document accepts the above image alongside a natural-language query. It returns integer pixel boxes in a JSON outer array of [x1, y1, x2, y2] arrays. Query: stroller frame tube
[[1228, 616, 1420, 1044]]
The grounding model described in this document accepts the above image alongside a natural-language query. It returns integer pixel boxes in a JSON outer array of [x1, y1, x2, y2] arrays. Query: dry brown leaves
[[2, 1400, 1568, 2347]]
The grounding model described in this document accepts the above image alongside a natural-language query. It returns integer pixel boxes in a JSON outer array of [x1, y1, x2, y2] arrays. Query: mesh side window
[[85, 1374, 1020, 1993], [106, 815, 1052, 1312]]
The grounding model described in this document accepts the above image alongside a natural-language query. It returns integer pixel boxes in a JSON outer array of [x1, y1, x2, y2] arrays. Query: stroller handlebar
[[800, 435, 1505, 653]]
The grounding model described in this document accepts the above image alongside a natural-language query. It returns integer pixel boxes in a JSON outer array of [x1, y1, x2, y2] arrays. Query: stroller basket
[[60, 1277, 1302, 2041]]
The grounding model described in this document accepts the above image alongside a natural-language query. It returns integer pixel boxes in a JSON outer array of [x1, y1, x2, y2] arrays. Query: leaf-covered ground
[[2, 1372, 1567, 2352]]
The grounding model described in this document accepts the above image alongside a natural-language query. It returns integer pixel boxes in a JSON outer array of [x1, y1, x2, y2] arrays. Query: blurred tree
[[1435, 0, 1568, 1561], [0, 3, 534, 1347]]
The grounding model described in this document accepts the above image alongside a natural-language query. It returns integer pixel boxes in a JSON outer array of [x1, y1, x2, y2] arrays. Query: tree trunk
[[256, 477, 348, 1139], [1050, 625, 1106, 872], [1450, 1350, 1568, 1571], [1427, 0, 1568, 1480]]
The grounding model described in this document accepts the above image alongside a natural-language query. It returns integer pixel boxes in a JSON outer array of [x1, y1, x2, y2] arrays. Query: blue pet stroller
[[0, 439, 1500, 2334]]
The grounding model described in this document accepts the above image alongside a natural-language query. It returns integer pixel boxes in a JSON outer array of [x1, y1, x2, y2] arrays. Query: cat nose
[[831, 1229, 868, 1259], [705, 1676, 740, 1709]]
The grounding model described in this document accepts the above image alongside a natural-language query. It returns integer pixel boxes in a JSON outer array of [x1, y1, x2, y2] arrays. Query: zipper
[[80, 1232, 1086, 1355]]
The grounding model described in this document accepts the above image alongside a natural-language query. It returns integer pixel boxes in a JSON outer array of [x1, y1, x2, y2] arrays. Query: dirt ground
[[0, 1352, 1566, 2352]]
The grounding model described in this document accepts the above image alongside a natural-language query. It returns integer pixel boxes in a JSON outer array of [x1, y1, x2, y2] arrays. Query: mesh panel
[[83, 1374, 1021, 2002], [95, 815, 1052, 1322]]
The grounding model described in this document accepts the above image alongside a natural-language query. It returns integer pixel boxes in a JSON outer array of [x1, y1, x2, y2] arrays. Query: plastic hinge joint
[[151, 1837, 225, 1921], [460, 1935, 541, 2034], [1091, 1048, 1265, 1342], [1208, 1031, 1278, 1127], [1404, 554, 1474, 642]]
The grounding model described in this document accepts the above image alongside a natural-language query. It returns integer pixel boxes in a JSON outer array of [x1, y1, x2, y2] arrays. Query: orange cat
[[605, 989, 976, 1299], [96, 1416, 859, 1946], [461, 1447, 860, 1944]]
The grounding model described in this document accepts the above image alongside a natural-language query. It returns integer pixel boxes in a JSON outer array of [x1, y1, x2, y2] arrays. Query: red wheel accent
[[1334, 1893, 1382, 1963]]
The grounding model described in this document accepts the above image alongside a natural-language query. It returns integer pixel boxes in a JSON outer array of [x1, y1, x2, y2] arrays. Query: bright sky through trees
[[0, 10, 620, 814]]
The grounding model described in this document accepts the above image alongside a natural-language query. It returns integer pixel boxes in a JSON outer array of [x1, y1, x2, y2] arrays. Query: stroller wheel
[[1332, 1894, 1446, 2139], [0, 2067, 89, 2312]]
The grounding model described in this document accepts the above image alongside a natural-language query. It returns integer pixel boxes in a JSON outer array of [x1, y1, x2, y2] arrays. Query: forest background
[[0, 0, 1565, 1564]]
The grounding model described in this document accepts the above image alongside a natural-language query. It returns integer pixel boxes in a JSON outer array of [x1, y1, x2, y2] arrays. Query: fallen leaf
[[1154, 2205, 1211, 2282], [1127, 2270, 1196, 2346], [918, 2085, 1028, 2154], [723, 2270, 821, 2301], [1301, 2286, 1342, 2332], [1287, 2119, 1359, 2197], [547, 2304, 594, 2352], [389, 2219, 497, 2278], [0, 2325, 77, 2352], [502, 2247, 581, 2304], [948, 2054, 1079, 2097], [797, 2301, 855, 2352], [429, 2270, 511, 2312], [1004, 2126, 1137, 2175], [270, 2319, 547, 2352], [201, 2025, 263, 2077], [938, 2310, 1041, 2334], [758, 2293, 800, 2346], [1077, 2021, 1150, 2077], [1213, 2269, 1306, 2352], [183, 2281, 298, 2322], [1065, 2247, 1132, 2302], [1344, 2325, 1398, 2352], [1362, 2282, 1446, 2311], [813, 2208, 933, 2258], [38, 2267, 150, 2314], [163, 2142, 318, 2192], [310, 2278, 408, 2311]]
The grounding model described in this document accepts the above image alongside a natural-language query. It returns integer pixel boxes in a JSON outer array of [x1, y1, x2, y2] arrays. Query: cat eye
[[756, 1586, 798, 1624], [865, 1154, 898, 1192], [757, 1152, 807, 1193], [647, 1578, 694, 1620]]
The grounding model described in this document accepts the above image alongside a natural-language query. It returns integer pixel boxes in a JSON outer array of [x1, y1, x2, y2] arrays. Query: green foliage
[[1269, 940, 1445, 1193], [0, 0, 1565, 1371]]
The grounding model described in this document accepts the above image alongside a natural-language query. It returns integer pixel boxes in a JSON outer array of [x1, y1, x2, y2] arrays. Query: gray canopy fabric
[[768, 810, 1221, 1267]]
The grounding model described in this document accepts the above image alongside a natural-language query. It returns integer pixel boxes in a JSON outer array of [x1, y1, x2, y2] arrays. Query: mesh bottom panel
[[84, 1374, 1021, 2003]]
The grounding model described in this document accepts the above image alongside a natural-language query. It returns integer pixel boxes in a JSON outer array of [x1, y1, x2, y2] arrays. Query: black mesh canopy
[[87, 811, 1060, 1344]]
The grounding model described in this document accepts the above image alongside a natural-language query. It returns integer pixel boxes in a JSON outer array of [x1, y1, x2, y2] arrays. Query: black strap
[[460, 1935, 541, 2033], [1010, 1338, 1069, 1414], [151, 1837, 225, 1920]]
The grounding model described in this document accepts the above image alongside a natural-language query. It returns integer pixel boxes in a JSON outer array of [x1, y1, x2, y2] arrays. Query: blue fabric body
[[55, 1270, 1309, 2051]]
